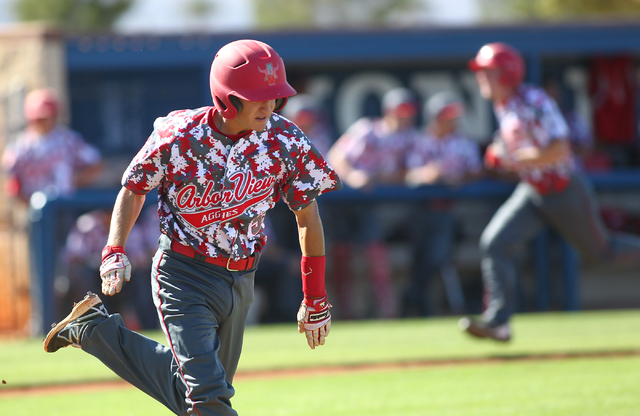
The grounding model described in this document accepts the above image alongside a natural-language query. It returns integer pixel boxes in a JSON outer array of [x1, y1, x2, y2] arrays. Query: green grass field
[[2, 310, 640, 415]]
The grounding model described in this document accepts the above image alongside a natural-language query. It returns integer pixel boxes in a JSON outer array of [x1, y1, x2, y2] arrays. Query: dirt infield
[[2, 349, 640, 398]]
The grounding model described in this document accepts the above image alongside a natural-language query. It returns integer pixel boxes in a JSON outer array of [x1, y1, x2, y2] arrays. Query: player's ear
[[229, 95, 243, 113]]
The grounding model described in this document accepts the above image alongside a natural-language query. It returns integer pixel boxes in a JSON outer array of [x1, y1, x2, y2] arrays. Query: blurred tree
[[255, 0, 422, 29], [186, 0, 215, 18], [184, 0, 216, 30], [14, 0, 133, 32], [481, 0, 640, 21]]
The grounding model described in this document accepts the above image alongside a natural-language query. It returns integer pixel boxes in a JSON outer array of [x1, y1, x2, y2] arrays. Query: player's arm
[[74, 160, 104, 189], [100, 187, 146, 296], [2, 174, 29, 205], [293, 199, 325, 257], [405, 161, 442, 186], [514, 138, 572, 168], [327, 138, 372, 189], [107, 187, 146, 247], [293, 200, 331, 349], [1, 151, 30, 204]]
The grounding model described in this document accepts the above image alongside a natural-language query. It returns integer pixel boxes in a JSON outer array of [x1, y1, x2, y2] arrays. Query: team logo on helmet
[[258, 63, 279, 86]]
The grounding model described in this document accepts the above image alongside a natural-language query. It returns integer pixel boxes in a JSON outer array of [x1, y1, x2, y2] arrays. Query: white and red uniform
[[330, 117, 419, 179], [326, 116, 420, 319], [2, 125, 101, 199], [407, 132, 482, 183], [493, 85, 572, 194], [49, 40, 338, 416], [123, 107, 340, 261], [80, 106, 341, 416], [480, 84, 640, 328], [401, 131, 482, 317]]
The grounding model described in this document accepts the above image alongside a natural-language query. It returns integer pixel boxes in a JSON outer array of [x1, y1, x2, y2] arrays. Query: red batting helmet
[[24, 88, 59, 121], [210, 39, 297, 120], [468, 42, 525, 88]]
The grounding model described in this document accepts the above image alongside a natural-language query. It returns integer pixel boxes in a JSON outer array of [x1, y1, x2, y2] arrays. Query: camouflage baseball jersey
[[406, 132, 482, 183], [123, 106, 341, 260], [1, 125, 101, 199], [494, 84, 573, 187], [331, 117, 420, 177]]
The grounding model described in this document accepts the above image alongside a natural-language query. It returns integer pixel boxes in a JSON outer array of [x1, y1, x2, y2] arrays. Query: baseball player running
[[2, 88, 103, 204], [43, 39, 341, 416], [460, 42, 640, 342]]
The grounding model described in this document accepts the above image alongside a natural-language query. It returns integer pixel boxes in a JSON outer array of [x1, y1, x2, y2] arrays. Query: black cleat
[[43, 292, 108, 353]]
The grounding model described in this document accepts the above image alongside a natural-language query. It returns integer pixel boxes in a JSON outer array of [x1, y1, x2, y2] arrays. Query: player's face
[[231, 98, 276, 134], [31, 116, 56, 135], [475, 68, 507, 101], [437, 117, 457, 137], [395, 115, 417, 131]]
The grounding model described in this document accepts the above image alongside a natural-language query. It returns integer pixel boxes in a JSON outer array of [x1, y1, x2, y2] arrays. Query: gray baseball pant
[[81, 234, 257, 416], [479, 173, 640, 326]]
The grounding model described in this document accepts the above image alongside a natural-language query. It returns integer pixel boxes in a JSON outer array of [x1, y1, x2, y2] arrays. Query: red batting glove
[[297, 295, 331, 350]]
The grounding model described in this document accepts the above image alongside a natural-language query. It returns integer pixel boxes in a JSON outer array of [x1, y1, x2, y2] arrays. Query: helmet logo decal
[[258, 62, 279, 86]]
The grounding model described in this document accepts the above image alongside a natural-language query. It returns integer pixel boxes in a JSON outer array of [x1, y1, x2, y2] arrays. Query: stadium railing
[[28, 169, 640, 335]]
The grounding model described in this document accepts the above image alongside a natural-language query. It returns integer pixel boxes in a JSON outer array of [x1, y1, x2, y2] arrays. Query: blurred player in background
[[1, 88, 104, 325], [282, 94, 333, 157], [43, 39, 341, 416], [542, 77, 595, 171], [327, 87, 421, 319], [1, 88, 102, 204], [402, 92, 482, 317], [461, 42, 640, 342], [59, 207, 160, 330]]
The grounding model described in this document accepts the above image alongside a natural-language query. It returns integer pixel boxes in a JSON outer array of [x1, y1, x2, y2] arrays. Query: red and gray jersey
[[494, 84, 572, 182], [331, 117, 419, 177], [406, 132, 482, 182], [1, 126, 101, 199], [123, 106, 341, 260]]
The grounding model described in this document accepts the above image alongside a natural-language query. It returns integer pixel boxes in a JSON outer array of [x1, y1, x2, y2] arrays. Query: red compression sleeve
[[301, 255, 327, 300], [102, 245, 126, 261]]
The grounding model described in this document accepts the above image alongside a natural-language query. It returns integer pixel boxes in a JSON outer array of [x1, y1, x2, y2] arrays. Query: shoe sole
[[43, 292, 101, 352]]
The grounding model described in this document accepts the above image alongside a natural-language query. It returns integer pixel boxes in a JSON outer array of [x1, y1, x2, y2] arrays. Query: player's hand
[[484, 143, 504, 169], [344, 169, 371, 189], [100, 246, 131, 296], [485, 142, 517, 171], [297, 296, 331, 349], [406, 163, 441, 186]]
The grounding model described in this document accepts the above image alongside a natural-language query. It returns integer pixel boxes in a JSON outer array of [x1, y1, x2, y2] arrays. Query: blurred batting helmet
[[282, 94, 321, 124], [425, 91, 464, 122], [210, 39, 297, 120], [381, 87, 418, 118], [24, 88, 59, 121], [468, 42, 525, 88]]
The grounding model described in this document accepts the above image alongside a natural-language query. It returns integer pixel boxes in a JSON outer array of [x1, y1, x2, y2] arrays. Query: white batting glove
[[100, 245, 131, 296], [297, 296, 331, 349]]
